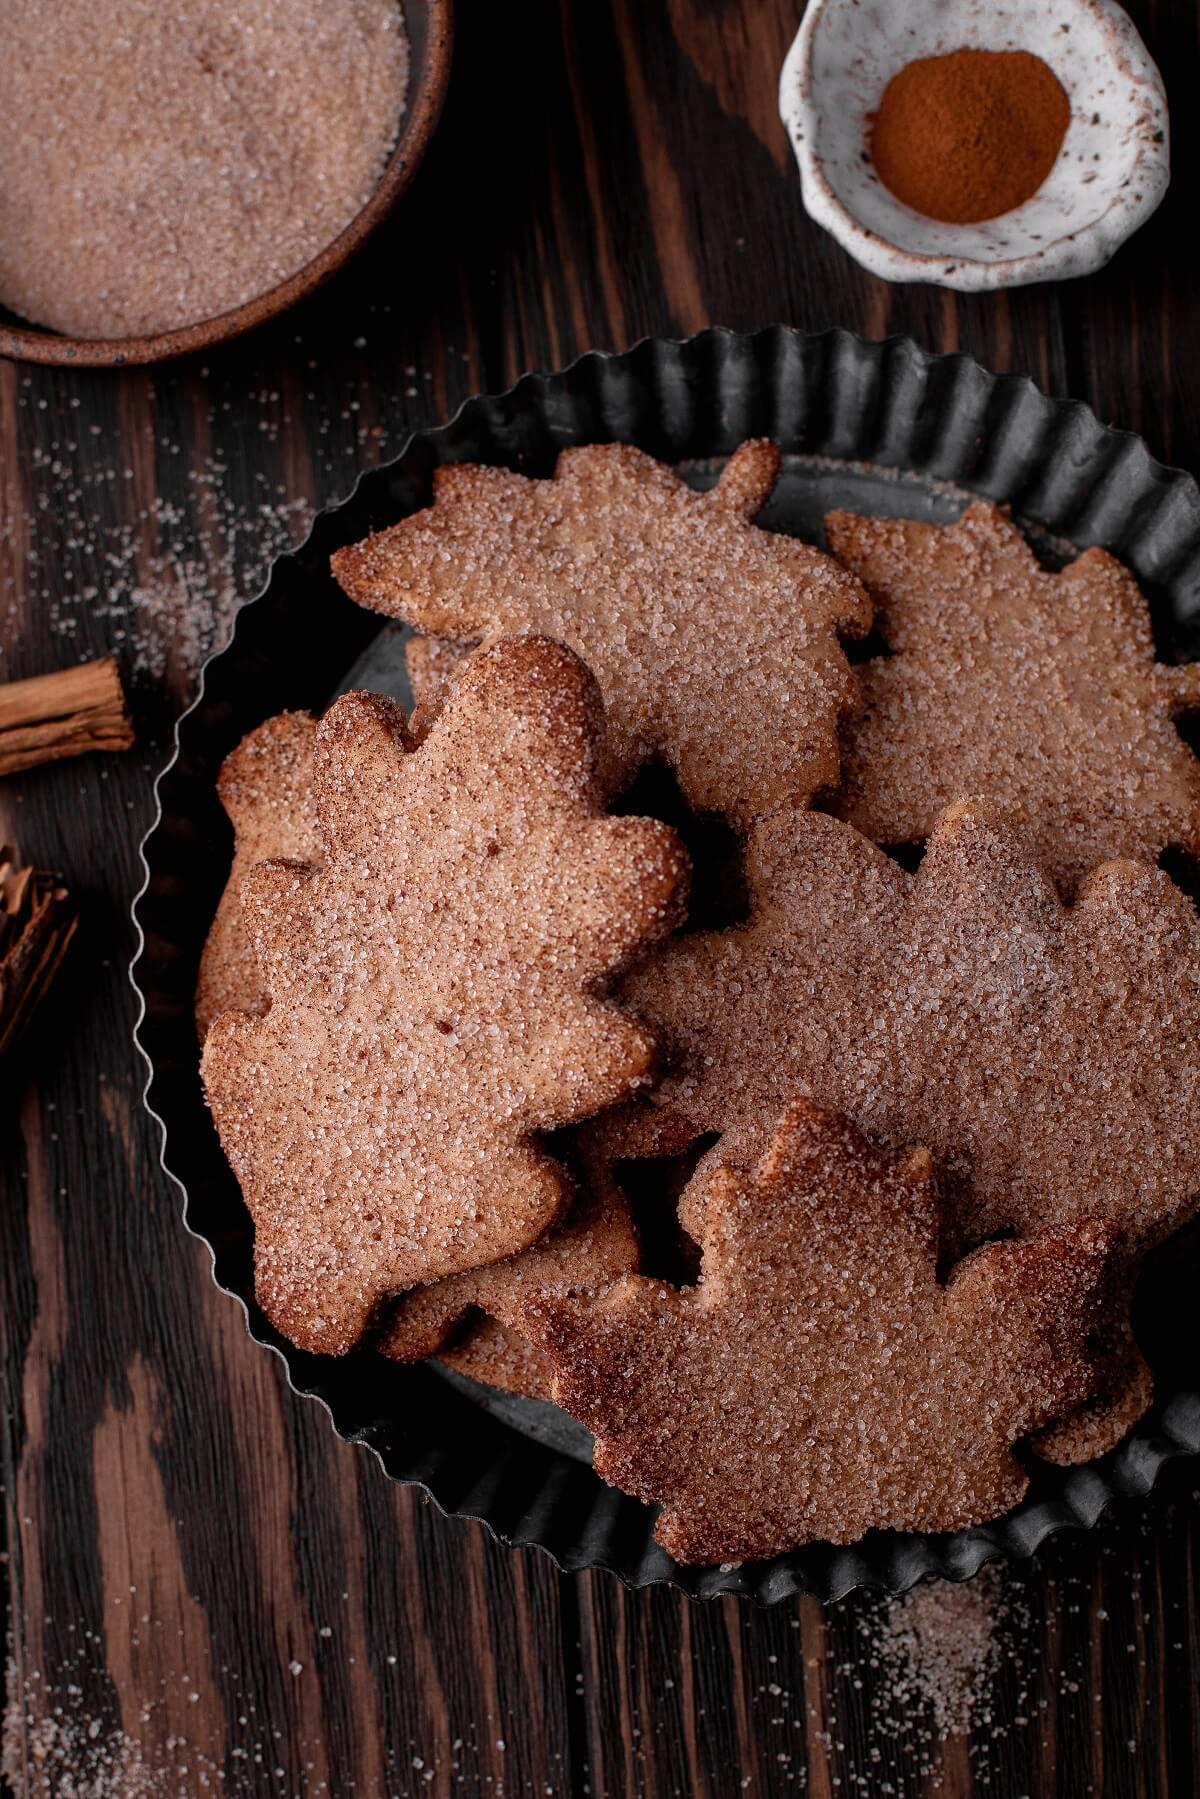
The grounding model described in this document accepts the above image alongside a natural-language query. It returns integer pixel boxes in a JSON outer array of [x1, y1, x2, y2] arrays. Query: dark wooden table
[[3, 3, 1199, 1793]]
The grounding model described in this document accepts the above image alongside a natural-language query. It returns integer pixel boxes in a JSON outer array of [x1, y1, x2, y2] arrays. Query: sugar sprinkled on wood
[[874, 1568, 1003, 1739]]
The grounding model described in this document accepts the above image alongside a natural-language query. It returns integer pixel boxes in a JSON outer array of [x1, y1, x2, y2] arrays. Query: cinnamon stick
[[0, 846, 77, 1061], [0, 656, 134, 776]]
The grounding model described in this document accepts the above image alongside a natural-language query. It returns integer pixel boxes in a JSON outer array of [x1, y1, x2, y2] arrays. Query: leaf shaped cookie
[[521, 1101, 1110, 1563], [613, 800, 1200, 1453], [195, 711, 318, 1039], [826, 501, 1200, 893], [331, 441, 871, 827], [202, 637, 689, 1356]]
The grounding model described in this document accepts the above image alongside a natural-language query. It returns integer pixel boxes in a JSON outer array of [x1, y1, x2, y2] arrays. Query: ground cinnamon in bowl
[[0, 0, 410, 341], [871, 48, 1071, 224]]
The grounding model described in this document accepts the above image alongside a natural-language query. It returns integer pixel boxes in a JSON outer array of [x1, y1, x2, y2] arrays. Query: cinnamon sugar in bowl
[[0, 0, 452, 367]]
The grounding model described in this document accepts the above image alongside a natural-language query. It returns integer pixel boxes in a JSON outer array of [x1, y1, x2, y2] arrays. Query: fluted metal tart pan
[[132, 328, 1200, 1602]]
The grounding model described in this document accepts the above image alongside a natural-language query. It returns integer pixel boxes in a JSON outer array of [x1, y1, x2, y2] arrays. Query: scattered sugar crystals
[[3, 1649, 222, 1797], [13, 446, 310, 684], [4, 1515, 1191, 1792], [872, 1566, 1006, 1740], [0, 369, 410, 692], [2, 1638, 527, 1794]]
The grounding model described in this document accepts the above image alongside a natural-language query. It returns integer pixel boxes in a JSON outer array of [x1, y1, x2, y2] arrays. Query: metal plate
[[131, 328, 1200, 1603]]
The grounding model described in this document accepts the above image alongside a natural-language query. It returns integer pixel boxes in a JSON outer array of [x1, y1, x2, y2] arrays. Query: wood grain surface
[[3, 1, 1199, 1793]]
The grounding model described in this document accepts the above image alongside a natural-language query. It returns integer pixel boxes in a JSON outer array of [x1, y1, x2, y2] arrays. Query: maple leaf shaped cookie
[[826, 501, 1200, 893], [521, 1101, 1110, 1562], [613, 801, 1200, 1452], [202, 637, 689, 1356], [331, 441, 871, 827], [195, 711, 319, 1040], [379, 1134, 638, 1365]]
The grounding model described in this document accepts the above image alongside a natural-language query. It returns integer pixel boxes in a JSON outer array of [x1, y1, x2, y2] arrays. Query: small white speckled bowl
[[779, 0, 1169, 290]]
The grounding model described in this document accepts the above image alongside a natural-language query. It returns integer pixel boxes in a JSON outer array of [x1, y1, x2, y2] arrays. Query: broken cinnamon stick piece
[[0, 846, 77, 1061], [0, 656, 134, 777]]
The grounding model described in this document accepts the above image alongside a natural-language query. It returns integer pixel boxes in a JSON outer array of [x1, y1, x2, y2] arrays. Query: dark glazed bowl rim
[[0, 0, 454, 368], [130, 327, 1200, 1603]]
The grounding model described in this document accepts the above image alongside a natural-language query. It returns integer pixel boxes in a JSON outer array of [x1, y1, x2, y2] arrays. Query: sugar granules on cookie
[[826, 501, 1200, 895], [332, 440, 871, 829], [522, 1102, 1108, 1561], [195, 711, 319, 1037], [612, 797, 1200, 1457], [380, 1131, 639, 1376], [203, 641, 688, 1356], [0, 0, 409, 339]]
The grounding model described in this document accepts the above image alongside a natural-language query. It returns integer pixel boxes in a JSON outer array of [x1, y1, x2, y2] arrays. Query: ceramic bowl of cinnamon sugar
[[0, 0, 452, 367], [779, 0, 1168, 291]]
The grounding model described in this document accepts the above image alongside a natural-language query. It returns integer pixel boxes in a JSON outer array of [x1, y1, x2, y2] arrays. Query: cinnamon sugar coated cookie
[[201, 637, 689, 1356], [613, 800, 1200, 1454], [195, 442, 1200, 1562], [195, 711, 318, 1039], [439, 1316, 558, 1402], [380, 1135, 638, 1365], [404, 633, 473, 739], [521, 1102, 1110, 1562], [826, 502, 1200, 893], [331, 442, 871, 826]]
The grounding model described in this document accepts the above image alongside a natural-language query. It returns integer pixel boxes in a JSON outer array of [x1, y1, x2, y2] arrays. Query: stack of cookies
[[198, 440, 1200, 1565]]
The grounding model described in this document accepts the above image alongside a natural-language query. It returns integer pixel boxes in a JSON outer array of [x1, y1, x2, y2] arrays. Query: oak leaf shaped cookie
[[521, 1102, 1110, 1562], [202, 637, 689, 1356], [613, 801, 1200, 1453], [331, 441, 871, 827], [826, 501, 1200, 893], [195, 711, 318, 1039]]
